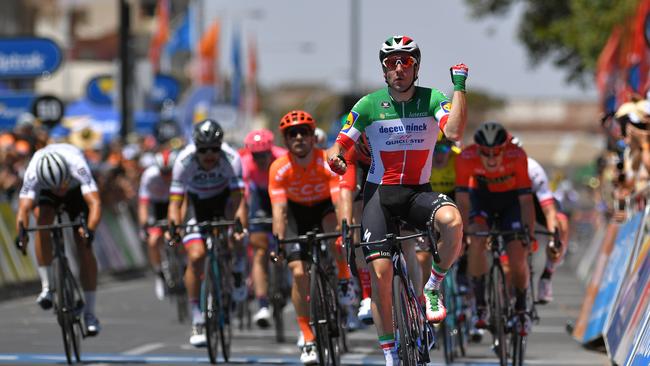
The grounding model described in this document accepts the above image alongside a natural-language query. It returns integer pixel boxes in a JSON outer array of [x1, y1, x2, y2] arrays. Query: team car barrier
[[0, 202, 147, 289], [572, 187, 650, 365]]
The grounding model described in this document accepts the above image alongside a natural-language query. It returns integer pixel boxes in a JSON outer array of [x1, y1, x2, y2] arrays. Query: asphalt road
[[0, 254, 609, 366]]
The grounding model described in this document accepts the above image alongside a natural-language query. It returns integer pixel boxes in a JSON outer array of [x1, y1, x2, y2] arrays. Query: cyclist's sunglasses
[[434, 143, 452, 154], [479, 146, 504, 157], [382, 55, 418, 71], [285, 126, 313, 138], [197, 146, 221, 154]]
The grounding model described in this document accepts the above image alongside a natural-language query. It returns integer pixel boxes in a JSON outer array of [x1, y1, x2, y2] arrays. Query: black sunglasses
[[285, 126, 312, 138], [197, 146, 220, 154]]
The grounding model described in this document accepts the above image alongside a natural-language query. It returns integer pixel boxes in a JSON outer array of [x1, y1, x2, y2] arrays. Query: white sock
[[37, 266, 52, 292], [84, 291, 96, 315], [191, 302, 203, 325]]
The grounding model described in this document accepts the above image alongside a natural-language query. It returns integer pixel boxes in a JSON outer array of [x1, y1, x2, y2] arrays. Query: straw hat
[[69, 127, 103, 151]]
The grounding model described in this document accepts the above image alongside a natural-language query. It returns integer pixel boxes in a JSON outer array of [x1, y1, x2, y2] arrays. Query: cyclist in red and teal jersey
[[327, 35, 468, 365]]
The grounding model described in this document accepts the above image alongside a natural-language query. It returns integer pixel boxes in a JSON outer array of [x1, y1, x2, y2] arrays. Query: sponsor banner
[[573, 222, 619, 342], [606, 229, 650, 364], [86, 75, 114, 106], [0, 38, 62, 78], [626, 311, 650, 365], [0, 92, 35, 130], [149, 73, 180, 105], [583, 212, 644, 344]]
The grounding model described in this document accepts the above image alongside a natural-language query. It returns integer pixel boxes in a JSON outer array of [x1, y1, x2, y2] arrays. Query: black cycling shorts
[[469, 190, 524, 242], [38, 186, 88, 221], [188, 189, 230, 222], [149, 201, 169, 223], [247, 185, 272, 233], [361, 183, 456, 262], [285, 199, 335, 263]]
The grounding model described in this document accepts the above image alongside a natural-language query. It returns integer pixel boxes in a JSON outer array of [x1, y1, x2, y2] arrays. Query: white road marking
[[122, 342, 165, 355]]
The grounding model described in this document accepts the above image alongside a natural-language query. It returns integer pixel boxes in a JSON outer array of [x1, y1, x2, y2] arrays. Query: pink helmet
[[244, 129, 275, 153]]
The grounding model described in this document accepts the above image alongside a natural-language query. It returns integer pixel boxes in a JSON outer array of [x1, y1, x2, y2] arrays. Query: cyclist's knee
[[434, 206, 462, 231]]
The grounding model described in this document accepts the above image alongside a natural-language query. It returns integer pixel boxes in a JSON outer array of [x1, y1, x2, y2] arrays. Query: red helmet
[[279, 110, 316, 132], [155, 149, 178, 173], [244, 129, 275, 153]]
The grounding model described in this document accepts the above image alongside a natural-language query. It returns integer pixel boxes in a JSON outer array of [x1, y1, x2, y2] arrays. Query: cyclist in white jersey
[[15, 143, 102, 336], [138, 149, 178, 300], [167, 119, 248, 347], [327, 35, 468, 365], [526, 156, 568, 303]]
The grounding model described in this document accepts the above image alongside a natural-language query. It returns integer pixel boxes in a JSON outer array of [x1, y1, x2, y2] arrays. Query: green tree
[[464, 0, 639, 85]]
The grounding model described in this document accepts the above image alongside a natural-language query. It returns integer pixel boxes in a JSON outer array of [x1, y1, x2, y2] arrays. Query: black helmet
[[192, 119, 223, 147], [474, 122, 508, 148]]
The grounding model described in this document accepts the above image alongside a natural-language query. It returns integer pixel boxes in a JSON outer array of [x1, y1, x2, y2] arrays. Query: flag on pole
[[596, 27, 622, 113], [231, 27, 242, 108], [198, 21, 220, 85], [148, 0, 170, 72]]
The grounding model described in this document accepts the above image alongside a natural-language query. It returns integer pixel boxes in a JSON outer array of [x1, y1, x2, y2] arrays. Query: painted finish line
[[0, 353, 603, 365]]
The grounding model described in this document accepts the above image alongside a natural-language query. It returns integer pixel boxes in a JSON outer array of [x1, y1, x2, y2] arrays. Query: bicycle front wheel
[[310, 269, 339, 366], [269, 261, 287, 343], [218, 255, 233, 362], [392, 276, 418, 366], [54, 257, 81, 364], [488, 264, 508, 366], [202, 259, 220, 364], [511, 316, 527, 366]]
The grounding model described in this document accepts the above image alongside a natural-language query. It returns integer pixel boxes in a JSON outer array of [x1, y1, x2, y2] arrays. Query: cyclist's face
[[196, 145, 221, 169], [479, 146, 504, 171], [384, 52, 418, 92], [284, 126, 314, 158]]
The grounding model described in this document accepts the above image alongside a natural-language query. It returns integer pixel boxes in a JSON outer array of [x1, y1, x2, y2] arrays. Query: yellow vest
[[429, 147, 460, 195]]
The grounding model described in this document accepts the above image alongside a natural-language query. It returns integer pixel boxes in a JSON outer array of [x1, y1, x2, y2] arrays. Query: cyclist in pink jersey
[[240, 129, 287, 328]]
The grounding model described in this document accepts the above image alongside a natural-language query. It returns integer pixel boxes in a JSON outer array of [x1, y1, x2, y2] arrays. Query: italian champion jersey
[[335, 87, 451, 185]]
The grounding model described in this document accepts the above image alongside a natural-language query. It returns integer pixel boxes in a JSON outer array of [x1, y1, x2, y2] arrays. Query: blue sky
[[204, 0, 597, 101]]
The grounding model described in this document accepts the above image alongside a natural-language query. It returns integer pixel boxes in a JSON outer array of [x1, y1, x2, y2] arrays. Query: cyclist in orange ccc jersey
[[269, 110, 355, 365]]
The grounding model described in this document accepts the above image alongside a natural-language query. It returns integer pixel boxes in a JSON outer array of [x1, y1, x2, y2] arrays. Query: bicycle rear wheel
[[392, 276, 418, 366], [203, 259, 220, 364], [488, 264, 508, 366], [54, 257, 81, 364], [166, 246, 188, 323], [441, 277, 457, 364]]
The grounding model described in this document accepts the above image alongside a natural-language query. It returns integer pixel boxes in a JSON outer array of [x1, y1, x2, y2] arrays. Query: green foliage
[[464, 0, 640, 85]]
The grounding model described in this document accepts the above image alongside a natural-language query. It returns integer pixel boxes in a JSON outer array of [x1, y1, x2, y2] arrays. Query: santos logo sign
[[0, 38, 62, 78]]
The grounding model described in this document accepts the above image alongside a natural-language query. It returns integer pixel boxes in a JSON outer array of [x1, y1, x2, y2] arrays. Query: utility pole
[[350, 0, 360, 93], [119, 0, 131, 140]]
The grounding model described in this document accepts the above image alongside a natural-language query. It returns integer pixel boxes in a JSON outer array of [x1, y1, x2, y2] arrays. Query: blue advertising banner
[[605, 234, 650, 364], [0, 92, 35, 130], [583, 212, 643, 344], [0, 38, 62, 78], [627, 312, 650, 366], [86, 75, 114, 105], [149, 73, 180, 105]]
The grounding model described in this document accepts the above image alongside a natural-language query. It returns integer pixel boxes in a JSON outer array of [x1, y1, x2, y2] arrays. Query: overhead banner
[[0, 38, 62, 78]]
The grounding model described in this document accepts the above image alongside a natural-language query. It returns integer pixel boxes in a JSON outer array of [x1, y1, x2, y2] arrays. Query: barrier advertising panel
[[582, 212, 643, 344]]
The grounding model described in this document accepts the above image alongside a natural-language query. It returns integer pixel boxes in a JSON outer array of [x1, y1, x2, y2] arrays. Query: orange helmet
[[279, 110, 316, 132]]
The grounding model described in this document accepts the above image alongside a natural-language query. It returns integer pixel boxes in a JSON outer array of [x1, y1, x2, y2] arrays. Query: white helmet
[[37, 152, 69, 189]]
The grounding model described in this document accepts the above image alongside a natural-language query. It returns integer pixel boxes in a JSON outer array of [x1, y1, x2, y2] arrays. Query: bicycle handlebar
[[167, 218, 242, 247], [276, 230, 341, 245]]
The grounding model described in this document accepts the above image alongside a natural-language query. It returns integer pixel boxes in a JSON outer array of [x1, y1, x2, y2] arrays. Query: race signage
[[32, 95, 65, 127], [0, 38, 62, 78]]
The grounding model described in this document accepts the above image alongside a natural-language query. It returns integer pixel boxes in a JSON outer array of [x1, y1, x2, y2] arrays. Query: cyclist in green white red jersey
[[327, 35, 468, 365]]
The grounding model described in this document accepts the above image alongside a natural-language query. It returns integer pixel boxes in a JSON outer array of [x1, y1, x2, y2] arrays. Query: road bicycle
[[466, 223, 559, 366], [439, 261, 469, 364], [152, 220, 189, 323], [345, 217, 437, 366], [170, 218, 242, 364], [277, 228, 346, 366], [17, 211, 90, 364]]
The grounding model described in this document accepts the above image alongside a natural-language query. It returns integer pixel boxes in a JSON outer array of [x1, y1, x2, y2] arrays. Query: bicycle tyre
[[441, 276, 456, 364], [167, 247, 188, 323], [203, 258, 220, 364], [392, 276, 418, 366], [64, 266, 82, 363], [489, 264, 508, 366], [511, 318, 527, 366], [323, 272, 343, 364], [269, 262, 286, 343], [218, 255, 233, 362], [55, 256, 81, 365], [310, 267, 338, 366]]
